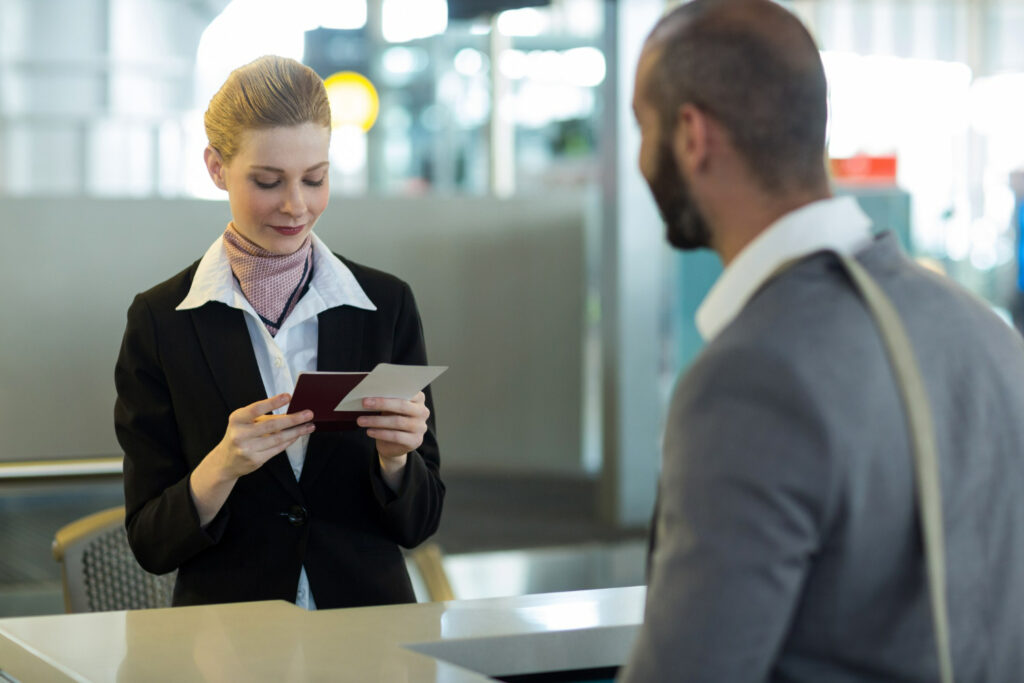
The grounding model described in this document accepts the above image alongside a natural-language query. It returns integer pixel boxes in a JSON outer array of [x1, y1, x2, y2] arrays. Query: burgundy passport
[[287, 372, 372, 431]]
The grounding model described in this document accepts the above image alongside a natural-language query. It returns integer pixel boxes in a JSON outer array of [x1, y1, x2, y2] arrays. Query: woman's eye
[[253, 179, 280, 189], [304, 177, 326, 187]]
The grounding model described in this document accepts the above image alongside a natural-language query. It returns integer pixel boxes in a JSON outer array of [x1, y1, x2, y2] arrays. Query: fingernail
[[363, 399, 376, 408]]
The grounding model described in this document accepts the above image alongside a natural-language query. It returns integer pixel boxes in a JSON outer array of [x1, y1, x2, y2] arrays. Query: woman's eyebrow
[[249, 162, 330, 173]]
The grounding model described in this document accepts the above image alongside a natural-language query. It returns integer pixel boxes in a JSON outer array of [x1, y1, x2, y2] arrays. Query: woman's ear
[[204, 146, 228, 190]]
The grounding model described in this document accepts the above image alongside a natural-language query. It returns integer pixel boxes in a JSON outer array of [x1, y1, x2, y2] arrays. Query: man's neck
[[712, 187, 832, 266]]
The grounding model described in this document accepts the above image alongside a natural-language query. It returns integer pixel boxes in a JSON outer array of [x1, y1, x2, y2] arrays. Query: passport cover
[[287, 372, 371, 431]]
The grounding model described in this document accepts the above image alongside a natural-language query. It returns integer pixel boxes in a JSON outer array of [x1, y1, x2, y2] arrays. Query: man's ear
[[672, 102, 710, 176], [204, 146, 228, 190]]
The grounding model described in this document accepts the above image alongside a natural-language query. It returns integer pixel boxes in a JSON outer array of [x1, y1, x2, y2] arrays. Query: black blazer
[[114, 253, 444, 608]]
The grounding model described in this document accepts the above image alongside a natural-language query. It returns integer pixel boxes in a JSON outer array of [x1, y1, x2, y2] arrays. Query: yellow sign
[[324, 71, 380, 133]]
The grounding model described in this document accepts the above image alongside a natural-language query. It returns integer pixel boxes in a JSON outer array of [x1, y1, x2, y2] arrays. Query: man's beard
[[647, 140, 712, 251]]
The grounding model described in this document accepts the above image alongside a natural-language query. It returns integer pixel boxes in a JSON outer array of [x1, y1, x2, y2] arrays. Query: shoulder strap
[[833, 253, 954, 683]]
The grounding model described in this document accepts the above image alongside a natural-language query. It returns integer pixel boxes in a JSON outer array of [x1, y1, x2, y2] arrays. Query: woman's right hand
[[190, 394, 314, 526], [210, 393, 315, 478]]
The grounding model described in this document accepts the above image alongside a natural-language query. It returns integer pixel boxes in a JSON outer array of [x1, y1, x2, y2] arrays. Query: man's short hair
[[645, 0, 828, 193]]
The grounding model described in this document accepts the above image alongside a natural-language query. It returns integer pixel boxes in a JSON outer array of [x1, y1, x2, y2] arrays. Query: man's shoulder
[[703, 251, 865, 366], [707, 238, 973, 367], [681, 246, 891, 410], [690, 235, 1024, 408]]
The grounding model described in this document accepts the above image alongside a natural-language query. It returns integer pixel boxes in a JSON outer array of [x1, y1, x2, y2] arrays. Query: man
[[621, 1, 1024, 681]]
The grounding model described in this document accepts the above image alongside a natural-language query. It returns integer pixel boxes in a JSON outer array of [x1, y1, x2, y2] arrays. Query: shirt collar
[[306, 232, 377, 312], [695, 195, 874, 342], [176, 230, 376, 315]]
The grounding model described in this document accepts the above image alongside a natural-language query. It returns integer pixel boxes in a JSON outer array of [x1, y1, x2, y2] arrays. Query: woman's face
[[205, 122, 331, 255]]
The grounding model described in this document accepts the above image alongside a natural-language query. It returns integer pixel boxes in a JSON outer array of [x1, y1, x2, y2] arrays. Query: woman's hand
[[357, 392, 429, 486], [210, 394, 314, 478], [190, 394, 314, 525]]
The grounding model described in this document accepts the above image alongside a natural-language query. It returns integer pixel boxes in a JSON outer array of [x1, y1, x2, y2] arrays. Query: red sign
[[830, 155, 898, 184]]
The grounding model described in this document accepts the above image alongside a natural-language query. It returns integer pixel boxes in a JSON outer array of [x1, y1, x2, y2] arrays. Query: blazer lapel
[[191, 302, 304, 502], [301, 305, 368, 485]]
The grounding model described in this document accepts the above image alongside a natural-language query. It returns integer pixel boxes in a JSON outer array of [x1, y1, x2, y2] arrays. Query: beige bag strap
[[834, 253, 954, 683]]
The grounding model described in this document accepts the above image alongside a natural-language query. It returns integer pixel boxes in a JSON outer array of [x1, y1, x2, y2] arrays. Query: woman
[[114, 55, 444, 609]]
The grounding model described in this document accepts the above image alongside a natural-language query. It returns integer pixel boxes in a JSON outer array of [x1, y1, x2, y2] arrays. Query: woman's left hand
[[358, 392, 429, 474]]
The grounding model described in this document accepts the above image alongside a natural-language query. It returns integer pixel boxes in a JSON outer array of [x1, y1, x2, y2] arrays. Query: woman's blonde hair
[[204, 55, 331, 161]]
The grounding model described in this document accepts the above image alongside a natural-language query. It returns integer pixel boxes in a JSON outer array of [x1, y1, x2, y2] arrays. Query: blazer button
[[286, 505, 308, 527]]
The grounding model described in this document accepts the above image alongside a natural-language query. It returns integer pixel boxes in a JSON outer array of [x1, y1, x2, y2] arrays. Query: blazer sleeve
[[115, 294, 229, 575], [620, 345, 834, 683], [366, 281, 446, 548]]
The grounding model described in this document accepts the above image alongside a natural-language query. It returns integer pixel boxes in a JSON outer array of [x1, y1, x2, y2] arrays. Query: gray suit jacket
[[622, 233, 1024, 682]]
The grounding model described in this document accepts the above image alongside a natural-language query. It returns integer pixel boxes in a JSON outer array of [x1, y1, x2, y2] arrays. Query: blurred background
[[1, 0, 1023, 615]]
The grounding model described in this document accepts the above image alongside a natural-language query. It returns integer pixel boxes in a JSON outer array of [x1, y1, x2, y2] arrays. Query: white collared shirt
[[695, 196, 874, 342], [177, 229, 376, 610]]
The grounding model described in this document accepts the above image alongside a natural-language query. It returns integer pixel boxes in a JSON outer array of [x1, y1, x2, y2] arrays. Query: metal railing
[[0, 457, 122, 485]]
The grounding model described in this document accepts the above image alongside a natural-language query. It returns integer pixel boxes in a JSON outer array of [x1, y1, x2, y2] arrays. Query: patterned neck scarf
[[222, 223, 313, 336]]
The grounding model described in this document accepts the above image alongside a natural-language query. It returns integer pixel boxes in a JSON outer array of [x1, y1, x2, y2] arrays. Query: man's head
[[633, 0, 829, 251]]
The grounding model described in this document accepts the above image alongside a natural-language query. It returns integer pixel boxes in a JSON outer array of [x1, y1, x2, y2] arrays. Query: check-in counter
[[0, 586, 644, 681]]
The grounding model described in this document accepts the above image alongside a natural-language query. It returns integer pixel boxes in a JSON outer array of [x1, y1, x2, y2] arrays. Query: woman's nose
[[281, 183, 306, 216]]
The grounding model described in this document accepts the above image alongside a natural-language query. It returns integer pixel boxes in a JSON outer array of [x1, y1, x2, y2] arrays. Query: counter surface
[[0, 586, 645, 682]]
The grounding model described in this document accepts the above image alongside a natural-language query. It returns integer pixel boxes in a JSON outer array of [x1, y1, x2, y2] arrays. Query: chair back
[[52, 506, 175, 613], [406, 542, 455, 602]]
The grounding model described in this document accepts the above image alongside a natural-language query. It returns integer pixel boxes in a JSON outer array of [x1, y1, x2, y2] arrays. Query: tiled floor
[[432, 471, 648, 554], [0, 481, 125, 616], [0, 471, 649, 617], [0, 482, 124, 584]]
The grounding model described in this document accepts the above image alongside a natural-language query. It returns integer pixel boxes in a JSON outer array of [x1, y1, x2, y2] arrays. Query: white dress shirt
[[176, 230, 376, 609], [695, 196, 874, 342]]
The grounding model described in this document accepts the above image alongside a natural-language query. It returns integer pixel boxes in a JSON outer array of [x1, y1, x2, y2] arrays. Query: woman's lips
[[271, 224, 305, 236]]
